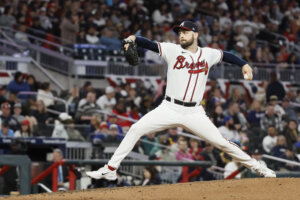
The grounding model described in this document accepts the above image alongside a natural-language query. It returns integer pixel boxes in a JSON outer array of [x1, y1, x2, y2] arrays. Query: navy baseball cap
[[173, 21, 198, 34]]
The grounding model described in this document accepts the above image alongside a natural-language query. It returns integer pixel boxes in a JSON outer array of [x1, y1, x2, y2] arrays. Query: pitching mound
[[5, 178, 300, 200]]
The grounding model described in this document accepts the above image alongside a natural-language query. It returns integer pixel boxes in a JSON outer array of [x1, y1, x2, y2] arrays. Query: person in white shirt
[[96, 86, 116, 114], [262, 125, 278, 154], [37, 82, 54, 107], [269, 95, 285, 120], [52, 113, 71, 139], [218, 116, 240, 142]]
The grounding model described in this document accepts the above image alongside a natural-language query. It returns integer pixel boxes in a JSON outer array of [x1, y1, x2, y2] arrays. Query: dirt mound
[[4, 178, 300, 200]]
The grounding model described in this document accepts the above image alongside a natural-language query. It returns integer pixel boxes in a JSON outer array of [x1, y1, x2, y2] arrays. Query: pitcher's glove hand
[[121, 39, 139, 66]]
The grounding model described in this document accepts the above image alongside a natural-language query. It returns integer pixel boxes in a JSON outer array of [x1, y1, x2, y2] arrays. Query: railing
[[262, 154, 300, 167], [18, 91, 69, 113]]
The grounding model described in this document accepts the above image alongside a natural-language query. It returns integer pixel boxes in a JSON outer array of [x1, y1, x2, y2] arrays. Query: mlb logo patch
[[180, 22, 184, 27]]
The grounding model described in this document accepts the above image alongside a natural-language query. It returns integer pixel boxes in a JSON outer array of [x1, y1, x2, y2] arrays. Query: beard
[[180, 35, 194, 49], [228, 124, 236, 130]]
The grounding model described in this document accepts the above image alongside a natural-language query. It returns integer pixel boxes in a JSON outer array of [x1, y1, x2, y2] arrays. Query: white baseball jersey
[[157, 42, 223, 103]]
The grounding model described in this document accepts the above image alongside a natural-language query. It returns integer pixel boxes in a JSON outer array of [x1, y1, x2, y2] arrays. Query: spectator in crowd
[[43, 149, 76, 191], [166, 127, 179, 145], [39, 7, 52, 31], [272, 135, 287, 159], [212, 105, 225, 128], [281, 98, 298, 122], [15, 24, 30, 43], [66, 121, 85, 142], [66, 85, 80, 115], [269, 95, 285, 120], [104, 124, 122, 144], [128, 103, 141, 121], [99, 122, 109, 139], [112, 101, 132, 128], [26, 75, 39, 92], [86, 25, 100, 44], [141, 132, 156, 156], [27, 16, 46, 43], [175, 139, 193, 161], [91, 122, 109, 145], [0, 5, 16, 27], [0, 102, 19, 131], [141, 166, 161, 186], [12, 103, 25, 124], [75, 91, 100, 124], [99, 27, 122, 50], [254, 80, 269, 107], [282, 120, 299, 148], [218, 116, 240, 143], [247, 100, 264, 128], [266, 72, 285, 102], [30, 100, 50, 125], [0, 121, 14, 137], [107, 114, 123, 134], [29, 100, 51, 136], [37, 82, 55, 108], [14, 120, 32, 138], [52, 112, 71, 139], [152, 3, 173, 24], [79, 81, 93, 100], [7, 72, 30, 101], [154, 138, 176, 161], [96, 86, 116, 114], [86, 113, 102, 140], [189, 138, 203, 160], [60, 11, 79, 46], [225, 88, 246, 111], [224, 102, 248, 131], [260, 105, 282, 133], [262, 125, 278, 154]]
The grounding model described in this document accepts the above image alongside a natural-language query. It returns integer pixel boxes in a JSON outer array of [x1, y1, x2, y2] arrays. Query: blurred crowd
[[0, 69, 300, 185], [0, 0, 300, 65]]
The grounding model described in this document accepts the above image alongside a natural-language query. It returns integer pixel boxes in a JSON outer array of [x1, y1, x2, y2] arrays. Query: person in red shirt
[[189, 138, 203, 160]]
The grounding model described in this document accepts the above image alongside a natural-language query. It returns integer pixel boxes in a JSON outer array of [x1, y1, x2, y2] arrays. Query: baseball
[[244, 74, 249, 79]]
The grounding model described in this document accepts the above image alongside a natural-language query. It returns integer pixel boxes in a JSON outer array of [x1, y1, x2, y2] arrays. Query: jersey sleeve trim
[[157, 42, 162, 56]]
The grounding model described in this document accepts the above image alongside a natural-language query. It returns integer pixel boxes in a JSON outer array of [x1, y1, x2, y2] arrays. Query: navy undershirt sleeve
[[222, 51, 247, 67], [135, 36, 159, 53]]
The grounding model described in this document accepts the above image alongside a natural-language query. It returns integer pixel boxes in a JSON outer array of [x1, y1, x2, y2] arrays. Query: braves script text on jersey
[[107, 42, 261, 171]]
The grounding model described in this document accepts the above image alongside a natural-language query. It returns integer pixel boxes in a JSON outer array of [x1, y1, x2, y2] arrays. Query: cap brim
[[172, 25, 193, 34]]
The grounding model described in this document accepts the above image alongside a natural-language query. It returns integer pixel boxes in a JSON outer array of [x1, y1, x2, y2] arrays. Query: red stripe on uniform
[[183, 73, 192, 101], [158, 42, 162, 56], [190, 50, 202, 102], [190, 73, 199, 102]]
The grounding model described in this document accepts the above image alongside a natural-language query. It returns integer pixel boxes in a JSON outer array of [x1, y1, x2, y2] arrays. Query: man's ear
[[194, 32, 199, 39]]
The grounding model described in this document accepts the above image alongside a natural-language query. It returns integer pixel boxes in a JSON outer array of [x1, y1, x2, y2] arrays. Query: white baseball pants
[[108, 100, 259, 169]]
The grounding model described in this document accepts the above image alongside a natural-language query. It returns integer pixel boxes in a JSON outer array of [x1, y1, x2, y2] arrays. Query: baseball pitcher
[[87, 21, 276, 180]]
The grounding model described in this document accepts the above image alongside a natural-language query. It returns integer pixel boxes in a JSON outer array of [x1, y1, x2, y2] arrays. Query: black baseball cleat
[[86, 164, 117, 180]]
